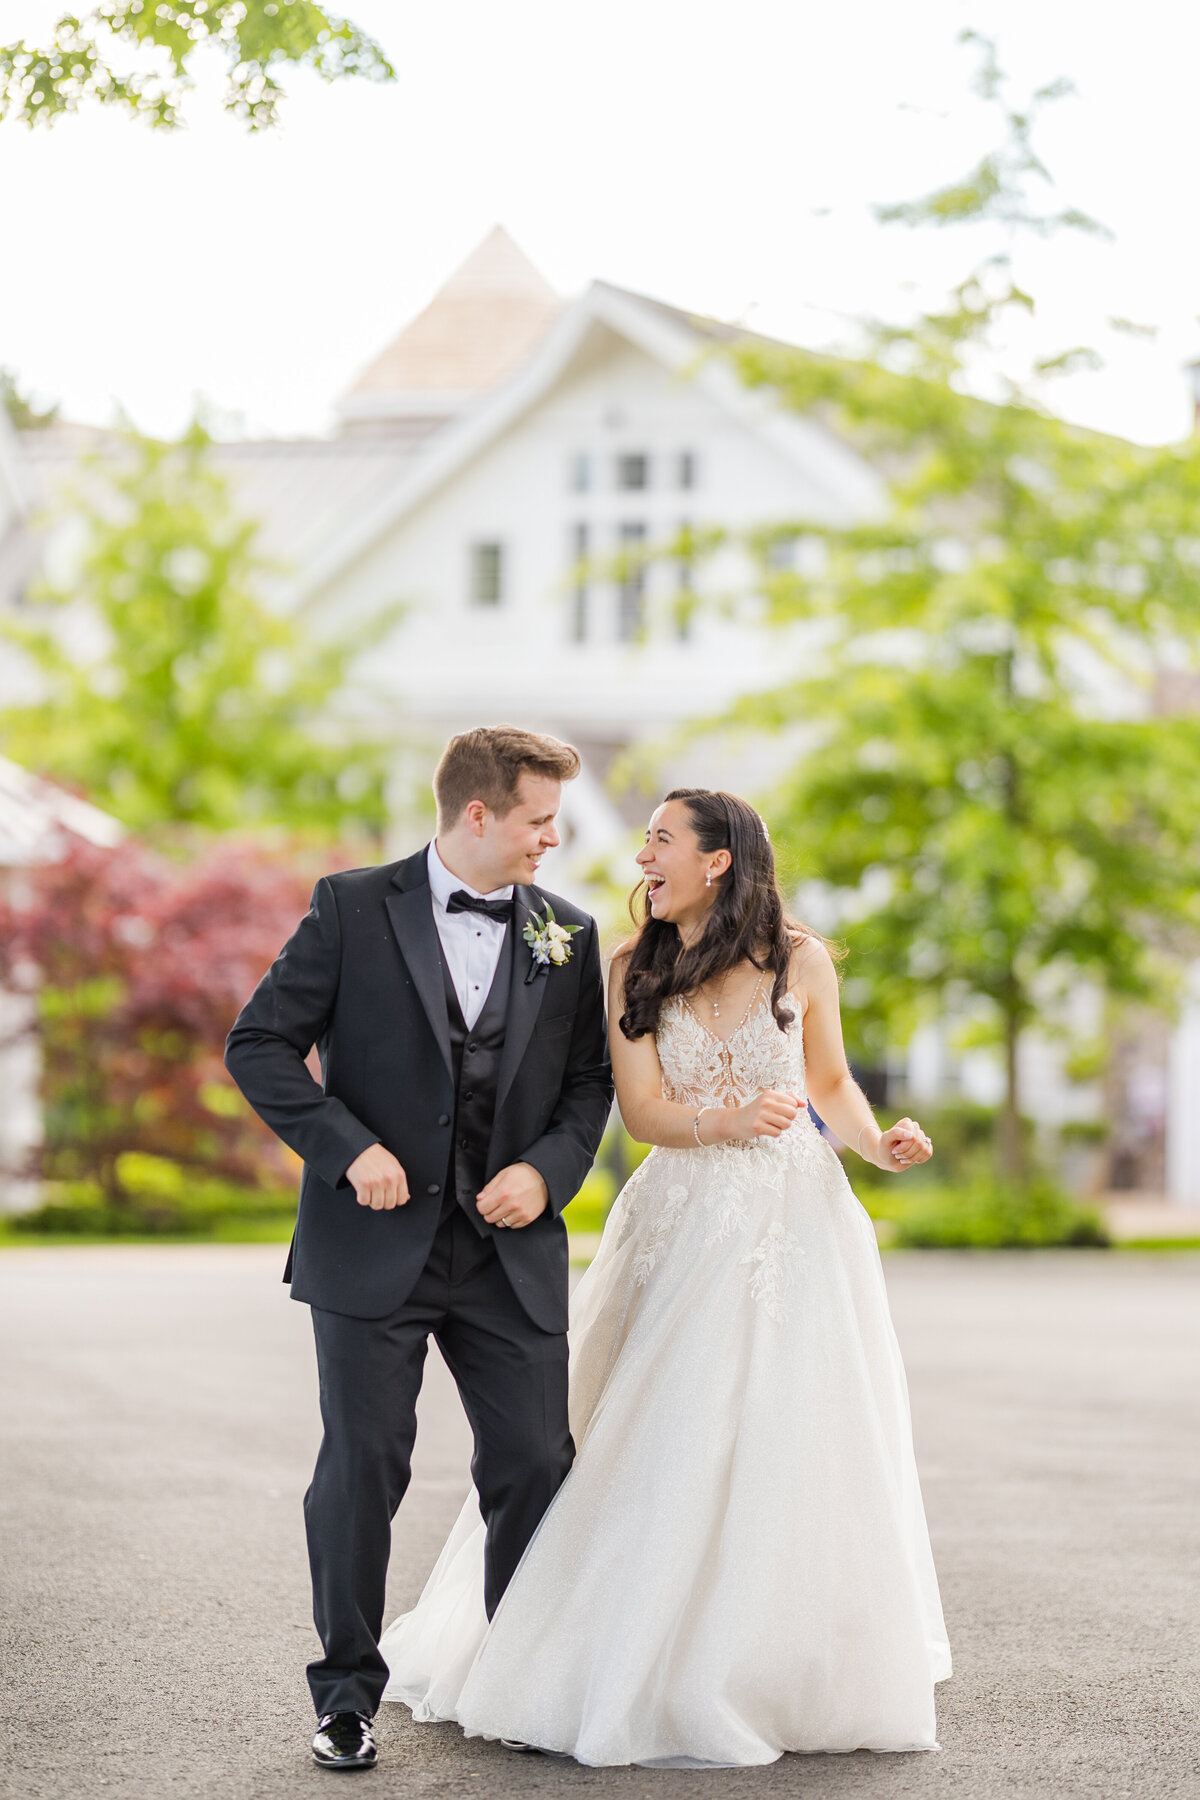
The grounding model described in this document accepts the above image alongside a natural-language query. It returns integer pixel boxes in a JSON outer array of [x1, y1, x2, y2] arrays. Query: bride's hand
[[730, 1090, 802, 1140], [874, 1117, 933, 1172]]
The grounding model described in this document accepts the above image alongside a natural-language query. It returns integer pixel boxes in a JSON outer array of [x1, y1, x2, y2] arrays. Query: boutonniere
[[523, 902, 582, 983]]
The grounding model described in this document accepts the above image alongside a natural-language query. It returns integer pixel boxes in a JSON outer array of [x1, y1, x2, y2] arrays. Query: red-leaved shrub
[[0, 837, 340, 1201]]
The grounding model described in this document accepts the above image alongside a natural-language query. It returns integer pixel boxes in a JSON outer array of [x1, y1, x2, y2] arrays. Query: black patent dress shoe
[[312, 1711, 377, 1771]]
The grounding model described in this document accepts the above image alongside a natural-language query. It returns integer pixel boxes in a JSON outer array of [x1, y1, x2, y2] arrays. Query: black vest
[[439, 928, 513, 1231]]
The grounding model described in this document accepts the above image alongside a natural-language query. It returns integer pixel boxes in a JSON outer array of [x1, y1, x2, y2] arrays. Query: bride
[[380, 787, 952, 1767]]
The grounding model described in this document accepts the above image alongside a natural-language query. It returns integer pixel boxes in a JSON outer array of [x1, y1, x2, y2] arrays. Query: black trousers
[[304, 1206, 573, 1718]]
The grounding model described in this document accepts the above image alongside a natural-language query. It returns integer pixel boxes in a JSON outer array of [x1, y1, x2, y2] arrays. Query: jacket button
[[426, 1183, 440, 1196], [437, 1114, 450, 1126]]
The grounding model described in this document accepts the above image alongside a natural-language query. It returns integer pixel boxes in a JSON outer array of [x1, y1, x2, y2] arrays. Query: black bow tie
[[446, 889, 514, 924]]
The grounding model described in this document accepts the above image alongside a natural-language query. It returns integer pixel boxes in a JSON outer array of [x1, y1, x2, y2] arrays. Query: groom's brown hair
[[434, 725, 581, 828]]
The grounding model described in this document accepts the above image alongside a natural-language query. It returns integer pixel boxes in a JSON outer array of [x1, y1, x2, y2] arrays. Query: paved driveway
[[1, 1245, 1197, 1800]]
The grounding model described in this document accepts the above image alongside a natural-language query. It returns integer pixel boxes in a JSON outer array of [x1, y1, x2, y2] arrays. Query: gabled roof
[[339, 226, 563, 428], [302, 279, 885, 602]]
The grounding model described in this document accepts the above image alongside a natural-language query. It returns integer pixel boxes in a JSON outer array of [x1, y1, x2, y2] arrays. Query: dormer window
[[678, 450, 697, 490], [470, 541, 505, 605], [616, 453, 649, 491]]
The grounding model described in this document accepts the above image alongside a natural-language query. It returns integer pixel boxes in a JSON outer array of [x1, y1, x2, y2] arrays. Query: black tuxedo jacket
[[224, 847, 613, 1332]]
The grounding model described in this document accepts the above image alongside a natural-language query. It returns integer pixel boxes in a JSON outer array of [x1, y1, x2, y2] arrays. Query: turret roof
[[345, 225, 562, 402]]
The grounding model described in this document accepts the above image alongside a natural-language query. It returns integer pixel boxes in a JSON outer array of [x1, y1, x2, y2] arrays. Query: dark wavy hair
[[618, 788, 840, 1042]]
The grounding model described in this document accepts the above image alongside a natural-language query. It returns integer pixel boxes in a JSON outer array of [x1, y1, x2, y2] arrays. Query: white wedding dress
[[380, 985, 952, 1767]]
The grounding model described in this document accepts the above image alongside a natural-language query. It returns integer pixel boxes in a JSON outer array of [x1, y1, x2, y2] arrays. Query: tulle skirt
[[381, 1120, 951, 1766]]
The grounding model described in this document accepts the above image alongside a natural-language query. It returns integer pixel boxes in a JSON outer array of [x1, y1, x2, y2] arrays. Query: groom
[[224, 726, 613, 1772]]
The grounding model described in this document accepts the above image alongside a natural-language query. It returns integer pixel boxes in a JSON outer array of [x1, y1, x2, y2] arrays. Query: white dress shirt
[[426, 841, 514, 1031]]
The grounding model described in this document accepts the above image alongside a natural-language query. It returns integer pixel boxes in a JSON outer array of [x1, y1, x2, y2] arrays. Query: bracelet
[[693, 1107, 710, 1146], [856, 1123, 875, 1159]]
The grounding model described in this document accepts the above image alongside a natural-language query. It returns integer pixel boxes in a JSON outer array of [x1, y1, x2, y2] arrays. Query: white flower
[[521, 899, 583, 980]]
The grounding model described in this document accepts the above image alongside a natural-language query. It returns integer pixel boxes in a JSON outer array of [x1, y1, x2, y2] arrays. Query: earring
[[705, 871, 712, 888]]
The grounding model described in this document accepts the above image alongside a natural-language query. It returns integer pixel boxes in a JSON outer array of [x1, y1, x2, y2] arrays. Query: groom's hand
[[476, 1162, 548, 1230], [345, 1143, 410, 1210]]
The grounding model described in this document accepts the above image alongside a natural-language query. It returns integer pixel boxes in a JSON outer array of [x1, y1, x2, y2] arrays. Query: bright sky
[[3, 0, 1199, 446]]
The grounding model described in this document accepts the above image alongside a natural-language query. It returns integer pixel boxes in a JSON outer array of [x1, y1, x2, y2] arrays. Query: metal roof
[[0, 429, 424, 609]]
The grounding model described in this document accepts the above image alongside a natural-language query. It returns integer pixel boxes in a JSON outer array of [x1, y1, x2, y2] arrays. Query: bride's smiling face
[[636, 799, 731, 928]]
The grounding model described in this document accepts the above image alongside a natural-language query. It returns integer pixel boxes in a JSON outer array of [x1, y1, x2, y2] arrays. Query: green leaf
[[0, 1, 394, 131], [0, 416, 392, 836]]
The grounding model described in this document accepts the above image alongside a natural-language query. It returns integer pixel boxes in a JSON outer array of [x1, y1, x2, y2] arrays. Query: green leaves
[[748, 340, 1200, 1177], [0, 1, 394, 131], [713, 41, 1200, 1181], [0, 417, 391, 836], [874, 34, 1109, 244], [1, 368, 60, 431]]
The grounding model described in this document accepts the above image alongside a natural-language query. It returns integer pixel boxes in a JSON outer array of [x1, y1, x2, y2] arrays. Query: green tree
[[1, 367, 59, 430], [712, 42, 1200, 1182], [0, 1, 393, 131], [1, 418, 391, 837]]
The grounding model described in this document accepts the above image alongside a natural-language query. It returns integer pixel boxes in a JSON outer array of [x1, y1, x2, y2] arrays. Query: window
[[470, 541, 504, 605], [675, 518, 694, 642], [678, 450, 697, 490], [569, 452, 591, 493], [617, 521, 647, 641], [616, 453, 649, 491], [766, 535, 825, 575], [569, 522, 589, 643]]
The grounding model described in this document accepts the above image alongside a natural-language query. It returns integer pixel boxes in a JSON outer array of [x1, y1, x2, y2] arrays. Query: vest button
[[465, 1043, 476, 1054], [426, 1183, 440, 1196], [464, 1090, 474, 1101], [437, 1114, 450, 1126], [460, 1136, 470, 1149]]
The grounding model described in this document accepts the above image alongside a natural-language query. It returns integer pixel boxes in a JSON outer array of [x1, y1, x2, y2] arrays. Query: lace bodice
[[656, 987, 807, 1112], [609, 978, 837, 1318]]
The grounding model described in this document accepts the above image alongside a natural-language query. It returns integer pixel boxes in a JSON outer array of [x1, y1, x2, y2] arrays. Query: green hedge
[[10, 1153, 295, 1238], [847, 1099, 1009, 1211], [890, 1177, 1109, 1248], [9, 1152, 620, 1242], [562, 1167, 618, 1235], [7, 1137, 1109, 1253], [845, 1100, 1111, 1252]]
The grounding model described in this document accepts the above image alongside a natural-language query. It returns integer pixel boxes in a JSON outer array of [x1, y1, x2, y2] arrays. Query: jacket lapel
[[495, 885, 549, 1109], [384, 848, 453, 1080]]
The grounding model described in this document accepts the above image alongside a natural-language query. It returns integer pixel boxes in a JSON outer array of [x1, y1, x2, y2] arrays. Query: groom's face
[[485, 773, 563, 887]]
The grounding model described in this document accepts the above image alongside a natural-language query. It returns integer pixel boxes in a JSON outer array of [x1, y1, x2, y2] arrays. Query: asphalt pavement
[[1, 1244, 1198, 1800]]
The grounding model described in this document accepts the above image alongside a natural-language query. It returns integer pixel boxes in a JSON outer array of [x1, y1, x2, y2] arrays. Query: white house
[[1, 227, 1196, 1200], [0, 756, 124, 1207], [1, 230, 884, 852]]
